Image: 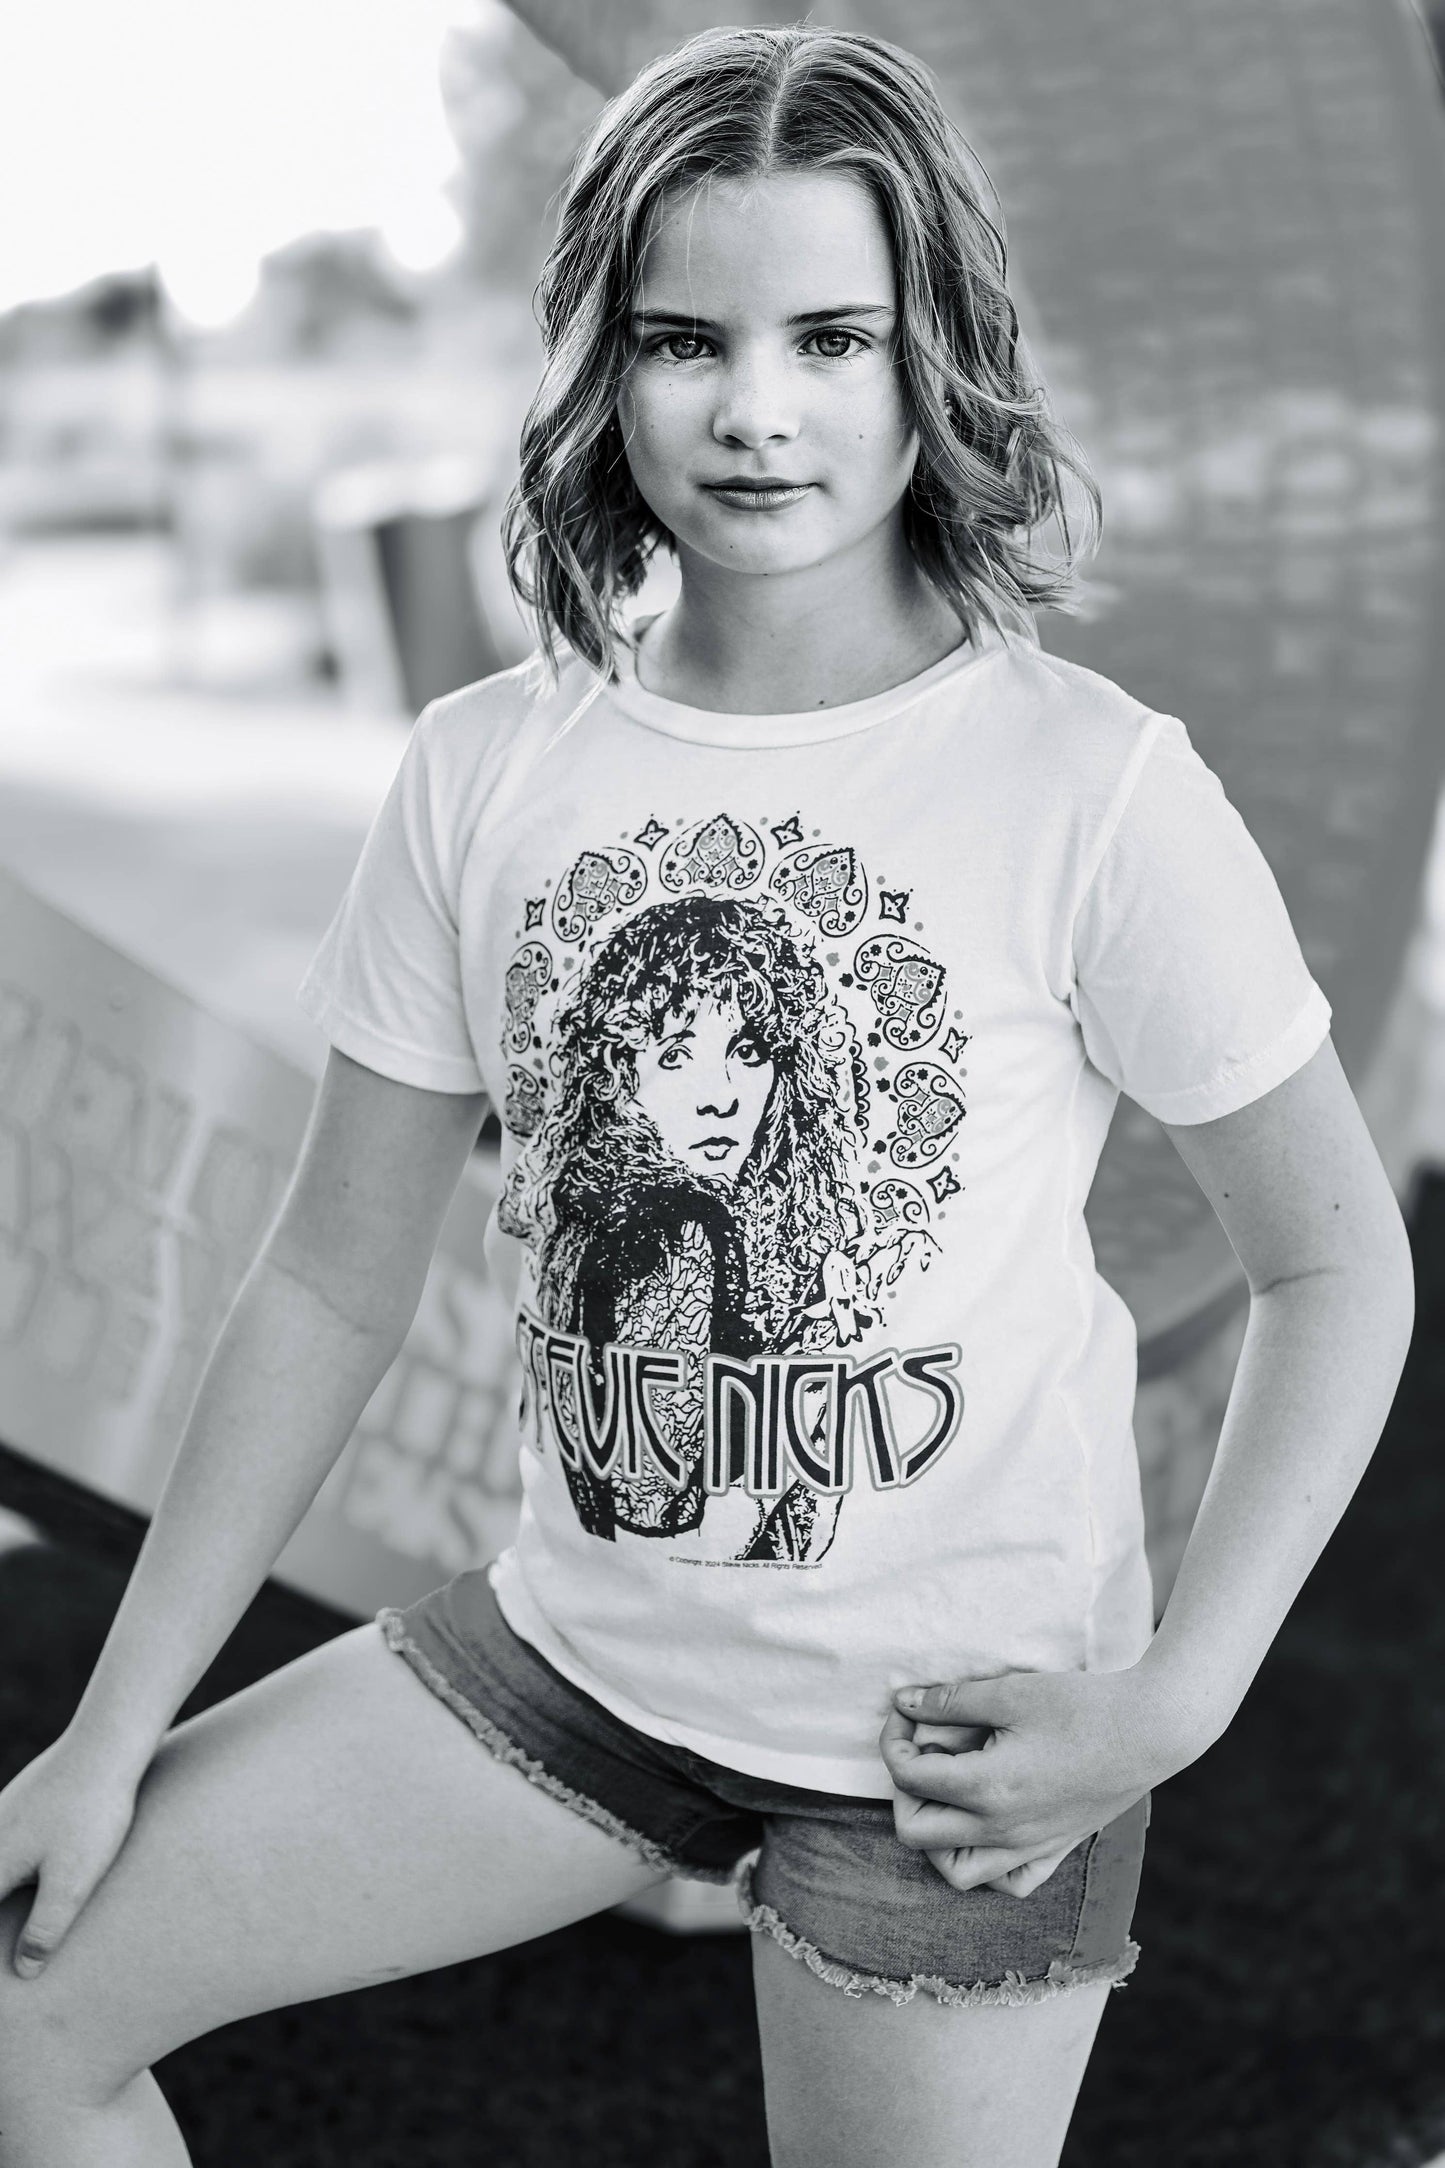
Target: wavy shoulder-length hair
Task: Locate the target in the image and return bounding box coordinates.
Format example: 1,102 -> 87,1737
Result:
501,20 -> 1103,688
500,891 -> 870,1342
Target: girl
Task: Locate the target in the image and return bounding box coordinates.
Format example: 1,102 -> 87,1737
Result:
0,25 -> 1415,2168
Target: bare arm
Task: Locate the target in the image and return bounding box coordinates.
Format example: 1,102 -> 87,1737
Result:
882,1033 -> 1416,1889
64,1048 -> 490,1779
1137,1031 -> 1416,1739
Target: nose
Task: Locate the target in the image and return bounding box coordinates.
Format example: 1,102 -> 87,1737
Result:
712,345 -> 800,451
698,1094 -> 739,1120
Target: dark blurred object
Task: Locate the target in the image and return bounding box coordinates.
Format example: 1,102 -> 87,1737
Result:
0,268 -> 163,368
314,455 -> 510,713
222,231 -> 419,363
0,269 -> 170,533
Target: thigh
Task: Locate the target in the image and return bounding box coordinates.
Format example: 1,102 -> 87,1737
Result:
752,1935 -> 1111,2168
0,1622 -> 665,2092
736,1789 -> 1148,2168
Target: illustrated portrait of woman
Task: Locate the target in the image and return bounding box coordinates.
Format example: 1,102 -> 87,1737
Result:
501,887 -> 929,1561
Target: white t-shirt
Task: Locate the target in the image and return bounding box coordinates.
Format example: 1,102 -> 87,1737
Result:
296,618 -> 1331,1797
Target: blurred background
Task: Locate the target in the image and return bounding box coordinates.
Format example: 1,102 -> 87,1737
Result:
3,1 -> 1445,2162
0,0 -> 605,1078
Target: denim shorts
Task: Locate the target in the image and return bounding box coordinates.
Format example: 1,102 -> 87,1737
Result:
376,1567 -> 1148,2011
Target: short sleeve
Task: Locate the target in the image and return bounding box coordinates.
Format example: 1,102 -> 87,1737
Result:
1070,713 -> 1332,1124
295,704 -> 486,1094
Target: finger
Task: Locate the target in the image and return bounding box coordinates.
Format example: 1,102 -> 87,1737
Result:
880,1706 -> 988,1759
14,1868 -> 85,1978
892,1794 -> 995,1851
983,1847 -> 1074,1898
924,1838 -> 1077,1895
911,1720 -> 992,1755
881,1731 -> 1003,1808
879,1706 -> 916,1754
923,1844 -> 1063,1895
924,1844 -> 1027,1891
894,1676 -> 1014,1726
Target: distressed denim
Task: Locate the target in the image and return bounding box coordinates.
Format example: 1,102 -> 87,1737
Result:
378,1566 -> 1147,2010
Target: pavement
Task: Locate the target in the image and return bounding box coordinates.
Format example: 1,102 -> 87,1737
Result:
0,532 -> 410,1081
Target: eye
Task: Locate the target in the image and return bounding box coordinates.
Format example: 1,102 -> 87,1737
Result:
645,332 -> 712,364
805,328 -> 868,361
731,1032 -> 770,1067
656,1043 -> 690,1070
641,327 -> 869,365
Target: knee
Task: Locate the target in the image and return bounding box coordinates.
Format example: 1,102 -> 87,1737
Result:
0,1889 -> 146,2111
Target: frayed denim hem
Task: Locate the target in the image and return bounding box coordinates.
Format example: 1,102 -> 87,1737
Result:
734,1858 -> 1140,2009
375,1609 -> 735,1888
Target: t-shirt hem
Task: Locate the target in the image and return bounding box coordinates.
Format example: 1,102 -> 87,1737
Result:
294,982 -> 486,1095
1136,982 -> 1332,1125
488,1558 -> 897,1800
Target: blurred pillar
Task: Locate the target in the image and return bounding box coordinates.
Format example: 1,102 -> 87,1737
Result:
314,454 -> 509,717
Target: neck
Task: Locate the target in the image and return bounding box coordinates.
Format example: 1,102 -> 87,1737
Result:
638,521 -> 970,715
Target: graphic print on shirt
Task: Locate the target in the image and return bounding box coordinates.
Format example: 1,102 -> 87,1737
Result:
497,812 -> 970,1566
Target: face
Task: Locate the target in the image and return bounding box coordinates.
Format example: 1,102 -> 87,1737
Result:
629,991 -> 775,1183
616,168 -> 917,584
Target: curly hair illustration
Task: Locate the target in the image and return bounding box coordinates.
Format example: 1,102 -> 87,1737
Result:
502,892 -> 871,1352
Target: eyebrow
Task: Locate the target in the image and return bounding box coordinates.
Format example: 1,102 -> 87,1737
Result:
631,303 -> 895,330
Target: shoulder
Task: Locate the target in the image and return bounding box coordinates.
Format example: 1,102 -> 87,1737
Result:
417,648 -> 596,774
1000,639 -> 1162,762
986,636 -> 1184,827
410,647 -> 602,843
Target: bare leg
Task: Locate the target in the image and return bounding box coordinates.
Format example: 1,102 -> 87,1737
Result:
750,1931 -> 1113,2168
0,1622 -> 666,2166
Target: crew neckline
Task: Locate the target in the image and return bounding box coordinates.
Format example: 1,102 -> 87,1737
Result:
604,611 -> 1012,748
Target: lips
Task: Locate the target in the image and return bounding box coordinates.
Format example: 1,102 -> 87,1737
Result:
702,480 -> 813,510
